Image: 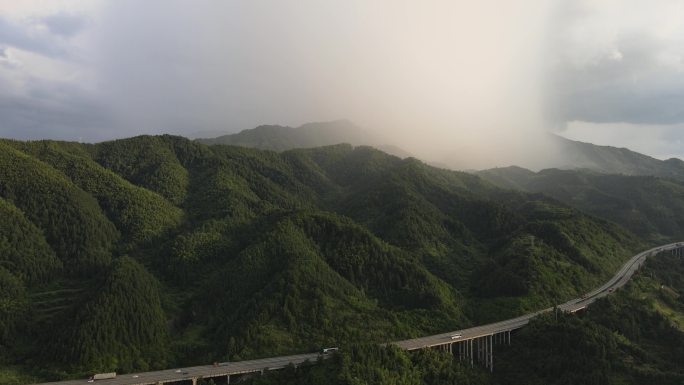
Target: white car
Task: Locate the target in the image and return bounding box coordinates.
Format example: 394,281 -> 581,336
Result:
450,333 -> 462,339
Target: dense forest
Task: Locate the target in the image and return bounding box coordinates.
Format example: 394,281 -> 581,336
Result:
0,135 -> 678,383
479,167 -> 684,243
238,251 -> 684,385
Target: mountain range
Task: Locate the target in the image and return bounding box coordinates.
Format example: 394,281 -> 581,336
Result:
198,120 -> 684,179
478,167 -> 684,243
0,135 -> 649,382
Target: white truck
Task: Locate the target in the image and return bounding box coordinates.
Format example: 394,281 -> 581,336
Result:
87,373 -> 116,382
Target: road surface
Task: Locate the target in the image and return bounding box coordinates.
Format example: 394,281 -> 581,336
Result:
396,241 -> 683,350
34,241 -> 683,384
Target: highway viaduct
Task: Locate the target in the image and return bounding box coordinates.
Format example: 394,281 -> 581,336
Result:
33,241 -> 684,385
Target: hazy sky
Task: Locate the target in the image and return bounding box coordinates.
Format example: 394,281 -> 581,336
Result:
1,1 -> 683,167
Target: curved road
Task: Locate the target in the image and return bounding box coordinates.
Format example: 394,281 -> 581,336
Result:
396,241 -> 683,350
34,241 -> 684,385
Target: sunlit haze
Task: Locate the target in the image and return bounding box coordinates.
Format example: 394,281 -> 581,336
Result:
1,1 -> 683,169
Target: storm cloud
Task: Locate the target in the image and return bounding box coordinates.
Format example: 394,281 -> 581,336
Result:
0,0 -> 683,166
546,0 -> 684,127
0,16 -> 68,58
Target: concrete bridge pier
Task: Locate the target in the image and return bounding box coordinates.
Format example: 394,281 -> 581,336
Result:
481,338 -> 485,364
482,337 -> 487,369
484,335 -> 491,371
489,335 -> 493,372
463,335 -> 496,372
482,337 -> 486,365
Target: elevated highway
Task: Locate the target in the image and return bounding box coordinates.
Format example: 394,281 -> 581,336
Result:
34,241 -> 684,384
392,242 -> 683,370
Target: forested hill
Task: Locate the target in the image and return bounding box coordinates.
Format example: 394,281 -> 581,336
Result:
0,135 -> 643,382
478,166 -> 684,243
553,135 -> 684,180
197,120 -> 413,159
199,121 -> 684,179
197,120 -> 374,151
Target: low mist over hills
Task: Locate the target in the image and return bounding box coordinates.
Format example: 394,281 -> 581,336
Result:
198,121 -> 684,178
198,120 -> 413,159
198,120 -> 375,151
553,135 -> 684,180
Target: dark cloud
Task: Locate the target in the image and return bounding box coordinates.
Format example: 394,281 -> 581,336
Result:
41,13 -> 86,38
0,80 -> 114,142
0,16 -> 66,58
0,1 -> 680,165
546,2 -> 684,127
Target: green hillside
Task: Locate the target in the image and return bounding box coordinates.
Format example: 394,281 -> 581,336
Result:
196,120 -> 414,159
199,122 -> 684,179
479,167 -> 684,242
554,135 -> 684,180
196,120 -> 373,151
0,142 -> 118,273
236,248 -> 684,385
1,140 -> 183,245
0,135 -> 647,381
50,256 -> 169,374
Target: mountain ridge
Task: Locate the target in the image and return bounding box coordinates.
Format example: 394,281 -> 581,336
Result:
197,120 -> 684,178
478,166 -> 684,242
0,135 -> 645,381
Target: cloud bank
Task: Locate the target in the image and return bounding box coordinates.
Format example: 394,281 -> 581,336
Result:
0,1 -> 683,166
546,0 -> 684,127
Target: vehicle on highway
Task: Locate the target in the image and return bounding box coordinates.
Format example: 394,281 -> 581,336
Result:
87,373 -> 116,382
450,333 -> 462,339
321,347 -> 339,354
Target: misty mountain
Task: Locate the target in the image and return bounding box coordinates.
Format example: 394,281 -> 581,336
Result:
553,135 -> 684,180
196,120 -> 413,159
198,120 -> 372,151
478,166 -> 684,242
198,121 -> 684,178
0,135 -> 643,381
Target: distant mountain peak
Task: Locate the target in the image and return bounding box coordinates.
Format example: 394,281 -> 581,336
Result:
196,120 -> 413,158
551,134 -> 684,180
